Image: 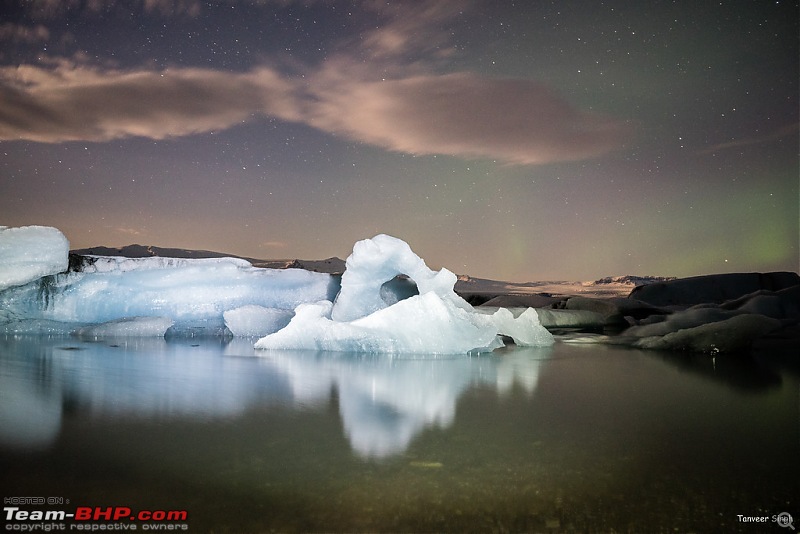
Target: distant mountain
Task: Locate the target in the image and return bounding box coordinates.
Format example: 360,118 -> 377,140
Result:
590,275 -> 676,286
70,244 -> 346,274
72,244 -> 254,260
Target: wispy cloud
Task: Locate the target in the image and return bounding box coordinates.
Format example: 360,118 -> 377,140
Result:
115,227 -> 145,236
260,240 -> 289,249
359,0 -> 468,59
696,123 -> 799,154
0,0 -> 631,164
0,23 -> 50,44
306,64 -> 631,164
0,61 -> 300,142
0,57 -> 630,164
19,0 -> 202,18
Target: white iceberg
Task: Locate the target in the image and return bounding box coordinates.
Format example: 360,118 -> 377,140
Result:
0,225 -> 69,291
0,230 -> 336,333
256,234 -> 554,354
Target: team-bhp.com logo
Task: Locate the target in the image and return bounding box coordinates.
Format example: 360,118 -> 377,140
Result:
4,504 -> 189,531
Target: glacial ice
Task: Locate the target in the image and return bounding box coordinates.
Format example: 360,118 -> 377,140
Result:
0,226 -> 69,291
331,234 -> 464,322
0,256 -> 335,333
255,234 -> 554,354
223,305 -> 293,337
0,227 -> 552,352
0,226 -> 337,335
74,317 -> 176,339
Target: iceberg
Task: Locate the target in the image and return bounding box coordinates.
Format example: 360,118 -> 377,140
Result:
223,305 -> 294,337
0,256 -> 335,333
0,226 -> 69,291
0,227 -> 552,351
0,226 -> 337,334
255,234 -> 554,354
73,317 -> 176,339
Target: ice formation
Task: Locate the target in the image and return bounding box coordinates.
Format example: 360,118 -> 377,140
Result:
73,317 -> 176,339
223,305 -> 293,337
0,227 -> 552,351
0,226 -> 336,335
0,225 -> 69,291
255,234 -> 554,354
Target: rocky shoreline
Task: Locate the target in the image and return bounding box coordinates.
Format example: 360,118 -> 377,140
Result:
459,272 -> 800,356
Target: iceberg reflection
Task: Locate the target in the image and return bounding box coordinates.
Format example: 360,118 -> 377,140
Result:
261,347 -> 551,457
0,338 -> 551,457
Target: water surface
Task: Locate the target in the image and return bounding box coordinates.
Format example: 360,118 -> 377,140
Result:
1,336 -> 797,532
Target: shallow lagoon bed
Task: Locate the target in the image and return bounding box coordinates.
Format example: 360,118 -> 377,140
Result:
1,336 -> 797,532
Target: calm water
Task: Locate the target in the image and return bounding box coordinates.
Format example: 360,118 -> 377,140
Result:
1,335 -> 797,533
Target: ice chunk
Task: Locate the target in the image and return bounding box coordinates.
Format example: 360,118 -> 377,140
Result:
256,234 -> 554,354
489,307 -> 554,346
73,317 -> 175,339
223,305 -> 293,337
0,319 -> 78,336
0,254 -> 336,332
255,296 -> 503,353
0,226 -> 69,291
331,234 -> 467,322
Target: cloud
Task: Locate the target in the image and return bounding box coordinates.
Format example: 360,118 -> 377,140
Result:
260,240 -> 289,249
696,123 -> 799,154
0,23 -> 50,44
19,0 -> 202,18
0,58 -> 630,164
306,65 -> 631,164
20,0 -> 332,19
0,0 -> 630,164
0,61 -> 300,142
359,0 -> 467,59
115,227 -> 144,236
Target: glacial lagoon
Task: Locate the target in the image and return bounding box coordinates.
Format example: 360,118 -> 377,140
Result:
1,336 -> 797,532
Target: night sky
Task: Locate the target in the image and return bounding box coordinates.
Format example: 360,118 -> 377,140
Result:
1,0 -> 798,281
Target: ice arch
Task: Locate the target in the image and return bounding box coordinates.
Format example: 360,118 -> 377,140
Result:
331,234 -> 466,322
255,234 -> 554,354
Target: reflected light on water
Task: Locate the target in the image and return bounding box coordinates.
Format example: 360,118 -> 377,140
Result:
0,337 -> 551,457
0,335 -> 797,532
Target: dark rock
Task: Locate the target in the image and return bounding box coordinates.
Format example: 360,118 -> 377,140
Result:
563,296 -> 667,326
628,272 -> 800,307
480,294 -> 563,309
719,285 -> 800,321
632,314 -> 782,354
